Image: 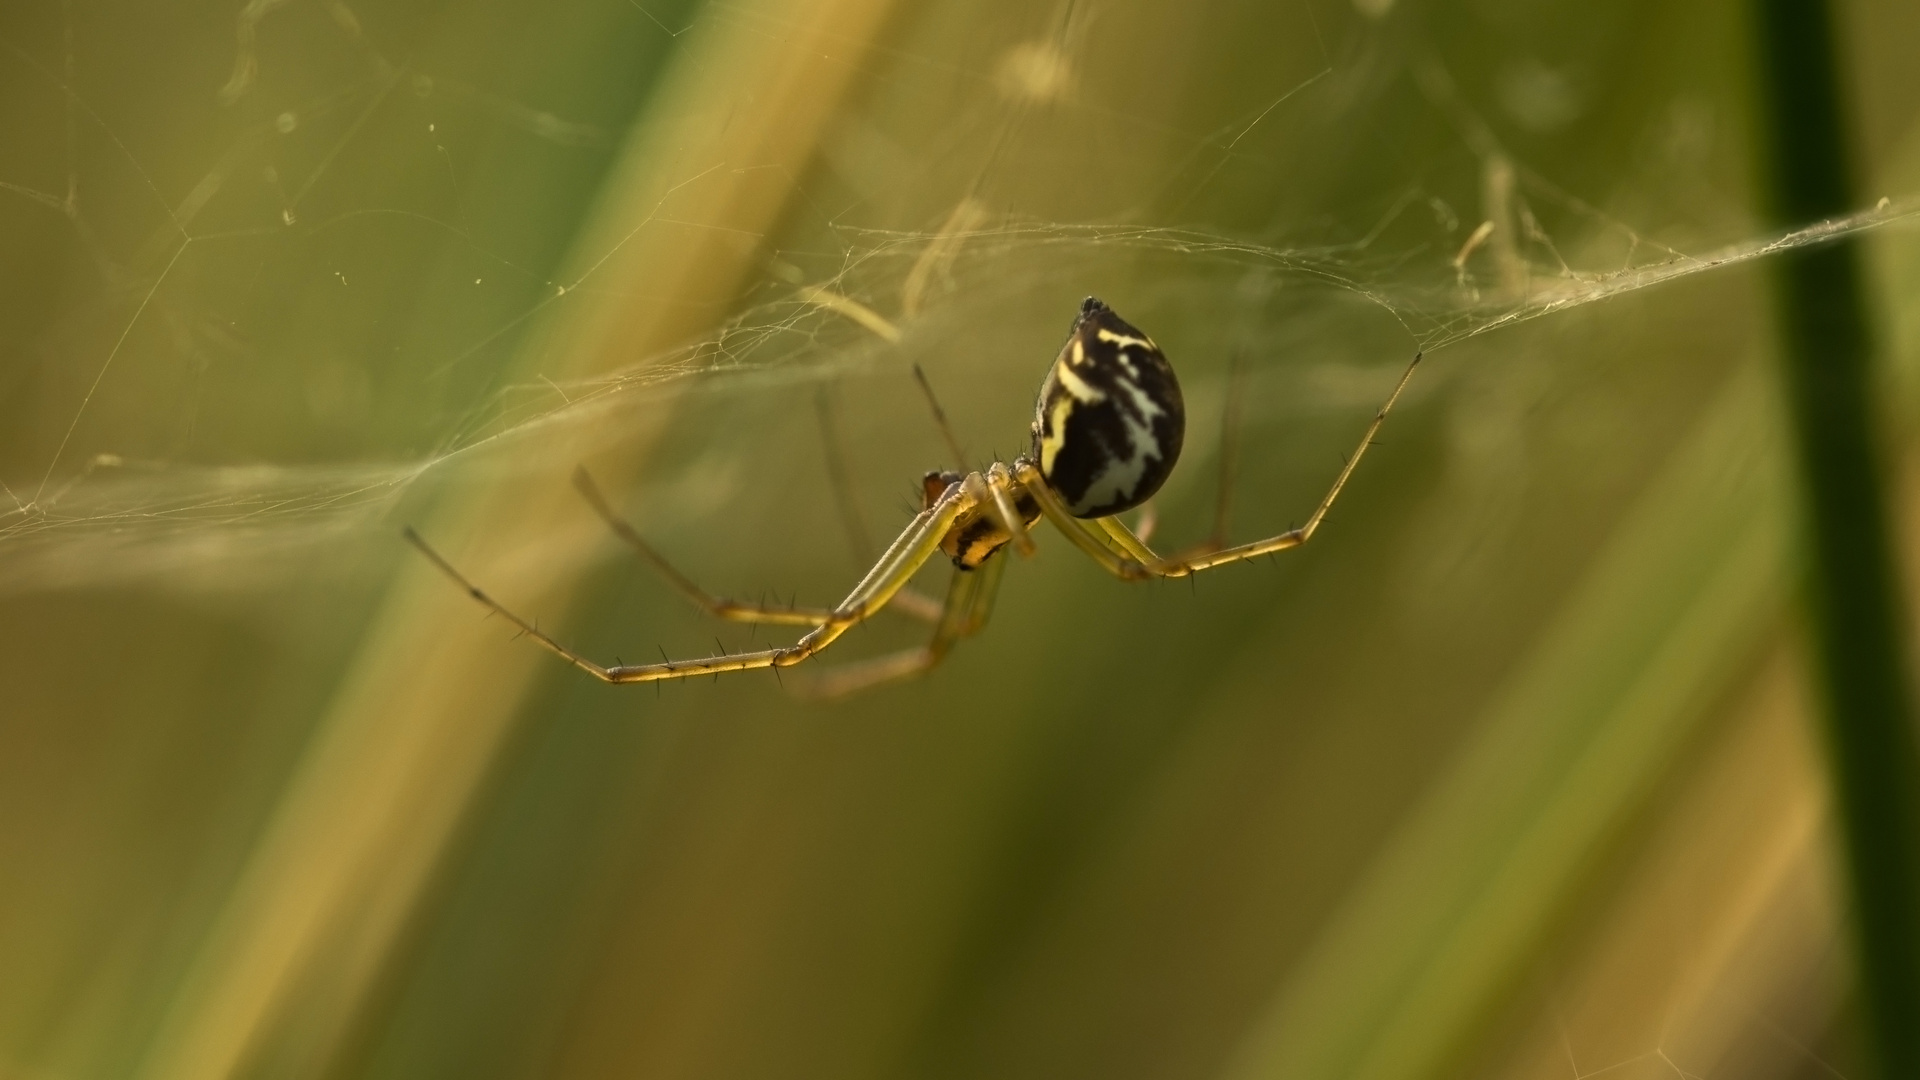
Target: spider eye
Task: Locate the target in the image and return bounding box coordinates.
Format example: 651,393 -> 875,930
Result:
1029,299 -> 1185,518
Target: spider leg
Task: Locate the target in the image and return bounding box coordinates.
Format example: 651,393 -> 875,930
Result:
1132,500 -> 1160,545
1099,513 -> 1226,572
986,462 -> 1036,555
888,589 -> 946,622
408,481 -> 975,685
1017,351 -> 1422,580
603,483 -> 973,682
1209,349 -> 1250,549
813,393 -> 945,621
815,386 -> 877,565
404,527 -> 621,680
1159,350 -> 1422,575
1014,462 -> 1155,579
573,465 -> 939,625
1095,514 -> 1158,565
912,365 -> 1035,558
761,483 -> 970,661
800,552 -> 1006,699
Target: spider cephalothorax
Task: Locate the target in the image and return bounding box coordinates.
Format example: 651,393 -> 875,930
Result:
408,297 -> 1420,697
1031,297 -> 1186,517
921,468 -> 1042,570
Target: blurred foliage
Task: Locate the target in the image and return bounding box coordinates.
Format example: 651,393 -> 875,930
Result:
2,1 -> 1919,1079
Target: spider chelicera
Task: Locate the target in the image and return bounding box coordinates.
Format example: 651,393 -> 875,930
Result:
406,297 -> 1421,697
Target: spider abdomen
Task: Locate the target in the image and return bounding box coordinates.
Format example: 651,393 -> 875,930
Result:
1030,297 -> 1185,518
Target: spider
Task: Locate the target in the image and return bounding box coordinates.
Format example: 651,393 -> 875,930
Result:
406,297 -> 1421,697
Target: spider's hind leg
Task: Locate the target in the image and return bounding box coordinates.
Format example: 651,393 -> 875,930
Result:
1165,350 -> 1423,574
1017,350 -> 1424,581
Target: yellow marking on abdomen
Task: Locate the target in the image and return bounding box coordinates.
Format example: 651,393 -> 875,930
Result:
1054,361 -> 1104,403
1040,394 -> 1074,472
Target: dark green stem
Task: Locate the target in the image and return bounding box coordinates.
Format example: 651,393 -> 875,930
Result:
1751,0 -> 1920,1072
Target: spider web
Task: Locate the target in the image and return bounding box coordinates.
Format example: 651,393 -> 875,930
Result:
3,0 -> 1912,602
1,1 -> 1916,1078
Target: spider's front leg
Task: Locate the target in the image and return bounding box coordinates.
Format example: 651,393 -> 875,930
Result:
572,466 -> 944,625
407,481 -> 976,685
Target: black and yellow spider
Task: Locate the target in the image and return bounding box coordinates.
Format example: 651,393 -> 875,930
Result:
407,297 -> 1420,696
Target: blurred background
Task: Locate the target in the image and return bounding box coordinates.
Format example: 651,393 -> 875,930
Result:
3,0 -> 1919,1078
